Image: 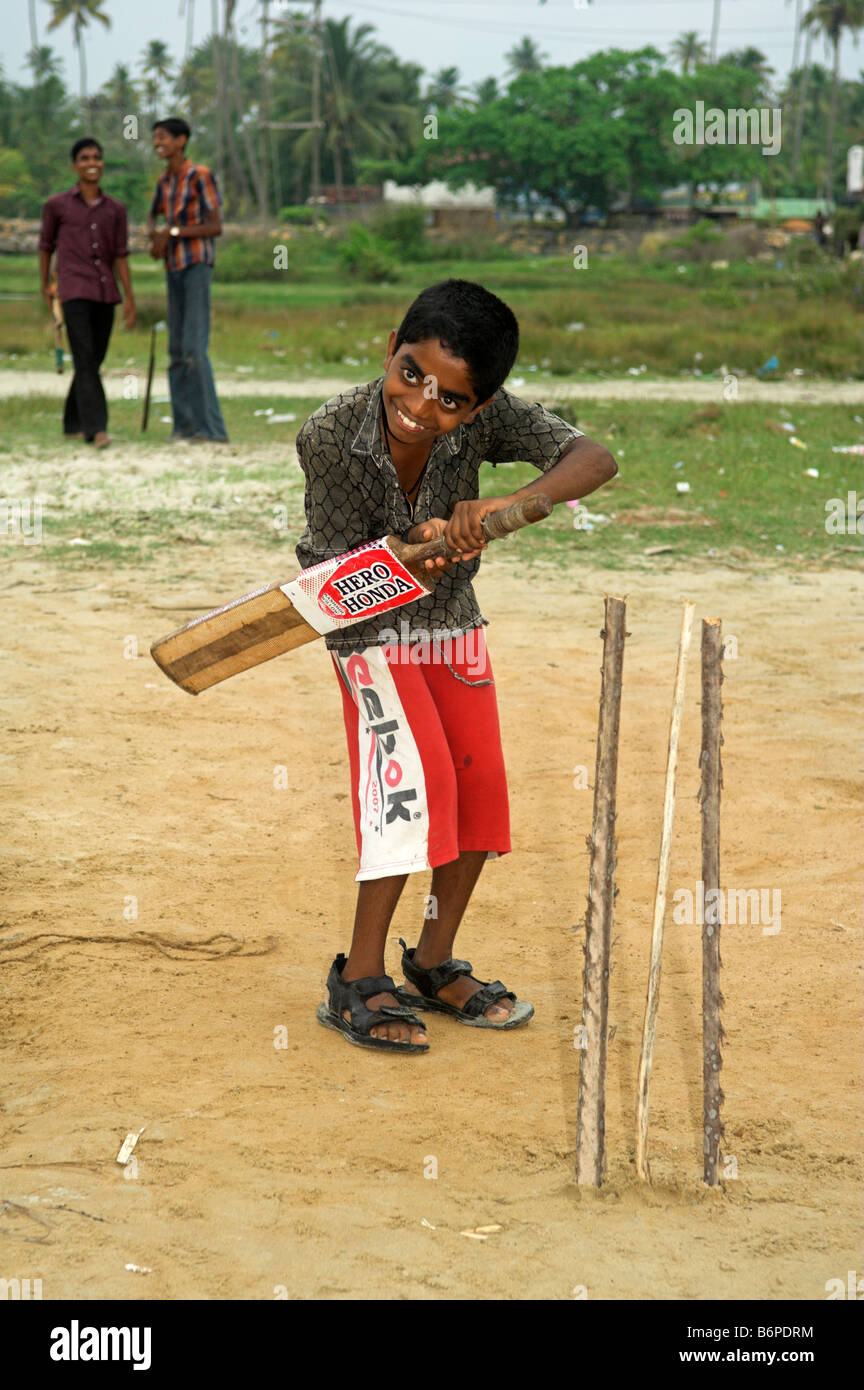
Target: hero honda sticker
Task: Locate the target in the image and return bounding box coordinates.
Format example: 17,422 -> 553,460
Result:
281,538 -> 427,636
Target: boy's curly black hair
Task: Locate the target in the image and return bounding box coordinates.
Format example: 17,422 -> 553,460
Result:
394,279 -> 519,403
70,137 -> 103,161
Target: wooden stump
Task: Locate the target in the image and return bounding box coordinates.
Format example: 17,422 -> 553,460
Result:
700,618 -> 725,1186
575,596 -> 627,1187
635,600 -> 695,1181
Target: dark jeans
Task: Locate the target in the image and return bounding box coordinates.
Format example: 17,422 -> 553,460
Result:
165,263 -> 228,440
62,299 -> 115,439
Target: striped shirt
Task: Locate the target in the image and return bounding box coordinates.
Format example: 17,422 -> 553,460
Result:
149,159 -> 221,271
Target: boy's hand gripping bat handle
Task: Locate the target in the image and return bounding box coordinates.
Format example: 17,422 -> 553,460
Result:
396,493 -> 553,567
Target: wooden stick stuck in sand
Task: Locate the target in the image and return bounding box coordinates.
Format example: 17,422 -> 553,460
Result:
635,599 -> 696,1182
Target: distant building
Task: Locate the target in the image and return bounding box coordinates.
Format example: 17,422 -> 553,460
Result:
383,179 -> 495,209
661,180 -> 834,223
383,179 -> 497,238
660,180 -> 760,219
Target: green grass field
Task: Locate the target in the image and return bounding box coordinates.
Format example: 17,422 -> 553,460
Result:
2,245 -> 861,574
2,393 -> 860,572
1,247 -> 861,381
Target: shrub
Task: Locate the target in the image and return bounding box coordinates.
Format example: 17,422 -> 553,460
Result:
833,206 -> 864,256
217,231 -> 341,281
278,205 -> 320,226
784,236 -> 824,267
422,235 -> 517,262
367,203 -> 427,257
217,236 -> 283,281
637,231 -> 670,260
663,219 -> 727,262
337,225 -> 398,282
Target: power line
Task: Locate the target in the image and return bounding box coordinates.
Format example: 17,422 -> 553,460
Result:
341,1 -> 819,42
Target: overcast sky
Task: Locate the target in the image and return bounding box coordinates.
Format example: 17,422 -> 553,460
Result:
5,0 -> 864,91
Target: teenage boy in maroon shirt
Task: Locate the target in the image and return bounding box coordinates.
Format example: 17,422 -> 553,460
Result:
39,138 -> 135,448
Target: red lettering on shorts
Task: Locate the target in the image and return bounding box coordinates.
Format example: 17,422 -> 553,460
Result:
346,654 -> 372,687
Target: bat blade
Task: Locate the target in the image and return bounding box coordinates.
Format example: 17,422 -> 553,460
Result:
151,583 -> 319,693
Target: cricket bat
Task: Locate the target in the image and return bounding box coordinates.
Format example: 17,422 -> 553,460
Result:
151,493 -> 553,694
50,292 -> 64,374
141,325 -> 156,431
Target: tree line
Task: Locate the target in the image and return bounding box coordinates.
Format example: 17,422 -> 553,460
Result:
0,1 -> 861,223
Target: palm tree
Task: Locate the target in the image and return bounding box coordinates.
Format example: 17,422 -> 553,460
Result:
802,0 -> 864,199
224,0 -> 265,215
322,18 -> 417,193
788,0 -> 806,71
424,66 -> 468,112
473,76 -> 499,106
142,76 -> 159,123
670,31 -> 708,74
719,46 -> 775,84
27,0 -> 38,51
103,60 -> 137,113
505,36 -> 546,78
277,16 -> 417,199
179,0 -> 195,61
26,44 -> 62,83
793,43 -> 815,182
139,39 -> 173,114
45,0 -> 111,106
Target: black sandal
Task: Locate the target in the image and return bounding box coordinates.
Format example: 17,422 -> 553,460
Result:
394,938 -> 534,1029
316,953 -> 430,1053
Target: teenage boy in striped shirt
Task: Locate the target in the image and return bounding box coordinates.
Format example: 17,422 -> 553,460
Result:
148,118 -> 229,443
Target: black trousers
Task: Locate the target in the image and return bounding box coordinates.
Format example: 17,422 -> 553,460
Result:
62,299 -> 115,439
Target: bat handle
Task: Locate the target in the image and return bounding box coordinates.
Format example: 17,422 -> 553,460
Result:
479,493 -> 553,539
399,493 -> 554,564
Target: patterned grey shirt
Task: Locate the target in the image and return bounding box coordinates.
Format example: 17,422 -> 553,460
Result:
295,375 -> 583,652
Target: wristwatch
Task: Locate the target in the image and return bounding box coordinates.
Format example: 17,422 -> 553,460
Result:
169,226 -> 180,238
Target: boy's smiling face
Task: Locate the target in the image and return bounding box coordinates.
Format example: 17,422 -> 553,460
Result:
152,127 -> 187,161
381,333 -> 493,446
73,145 -> 103,186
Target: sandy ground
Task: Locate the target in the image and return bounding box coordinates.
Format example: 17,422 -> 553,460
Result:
2,368 -> 863,405
0,508 -> 861,1300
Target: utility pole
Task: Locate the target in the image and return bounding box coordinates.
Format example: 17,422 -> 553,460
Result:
259,0 -> 323,204
709,0 -> 721,64
211,0 -> 225,192
311,0 -> 322,202
259,0 -> 271,223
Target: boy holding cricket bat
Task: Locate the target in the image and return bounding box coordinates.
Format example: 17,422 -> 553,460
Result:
303,279 -> 617,1052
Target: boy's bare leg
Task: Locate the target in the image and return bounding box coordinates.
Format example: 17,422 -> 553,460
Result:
402,850 -> 514,1022
342,873 -> 428,1045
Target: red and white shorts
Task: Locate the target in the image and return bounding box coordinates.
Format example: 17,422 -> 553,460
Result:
331,629 -> 511,881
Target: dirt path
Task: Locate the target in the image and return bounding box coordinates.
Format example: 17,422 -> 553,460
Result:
2,368 -> 862,405
0,540 -> 860,1300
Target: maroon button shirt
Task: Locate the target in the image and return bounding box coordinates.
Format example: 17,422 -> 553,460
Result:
39,187 -> 129,304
